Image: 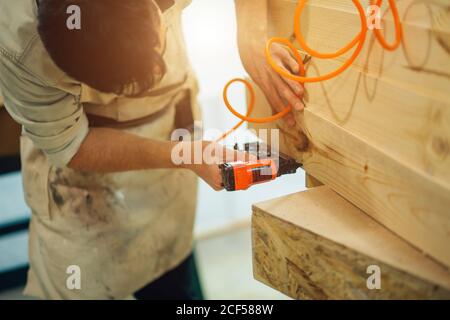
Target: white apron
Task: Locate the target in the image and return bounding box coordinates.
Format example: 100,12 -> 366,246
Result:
22,0 -> 201,299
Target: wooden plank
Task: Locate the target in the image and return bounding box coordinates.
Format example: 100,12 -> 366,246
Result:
268,0 -> 450,102
249,78 -> 450,267
304,108 -> 450,266
247,0 -> 450,267
302,58 -> 450,186
267,0 -> 450,183
252,186 -> 450,299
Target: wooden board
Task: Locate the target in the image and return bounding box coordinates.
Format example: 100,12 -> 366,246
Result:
269,0 -> 450,101
248,0 -> 450,267
249,79 -> 450,268
252,186 -> 450,299
269,0 -> 450,180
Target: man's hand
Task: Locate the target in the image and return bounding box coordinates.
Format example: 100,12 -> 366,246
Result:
240,41 -> 305,127
70,130 -> 254,192
189,142 -> 257,191
191,163 -> 224,191
235,0 -> 305,127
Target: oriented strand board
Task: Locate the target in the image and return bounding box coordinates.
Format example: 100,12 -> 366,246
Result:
269,0 -> 450,181
249,0 -> 450,267
252,186 -> 450,299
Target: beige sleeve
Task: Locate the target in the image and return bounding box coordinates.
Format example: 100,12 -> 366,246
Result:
0,54 -> 89,168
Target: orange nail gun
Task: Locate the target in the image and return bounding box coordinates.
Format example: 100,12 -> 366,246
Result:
219,142 -> 302,191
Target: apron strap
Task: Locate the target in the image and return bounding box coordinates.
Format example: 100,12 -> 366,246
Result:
87,102 -> 172,129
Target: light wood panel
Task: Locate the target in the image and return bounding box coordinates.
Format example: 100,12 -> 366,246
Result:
269,0 -> 450,101
249,78 -> 450,267
249,0 -> 450,267
252,186 -> 450,299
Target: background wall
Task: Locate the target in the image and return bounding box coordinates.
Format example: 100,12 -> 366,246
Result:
183,0 -> 306,237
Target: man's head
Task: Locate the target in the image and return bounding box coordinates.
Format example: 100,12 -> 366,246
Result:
38,0 -> 166,96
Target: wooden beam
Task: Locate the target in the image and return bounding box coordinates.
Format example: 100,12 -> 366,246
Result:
249,78 -> 450,267
268,0 -> 450,102
248,0 -> 450,267
268,0 -> 450,182
252,186 -> 450,299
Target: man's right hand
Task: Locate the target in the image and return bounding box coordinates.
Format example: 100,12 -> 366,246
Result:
188,142 -> 257,191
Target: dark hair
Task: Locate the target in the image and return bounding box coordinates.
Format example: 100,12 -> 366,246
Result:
37,0 -> 166,96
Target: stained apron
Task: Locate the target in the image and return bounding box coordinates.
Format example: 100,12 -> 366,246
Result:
21,0 -> 201,299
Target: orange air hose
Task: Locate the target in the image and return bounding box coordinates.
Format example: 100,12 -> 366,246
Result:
217,0 -> 403,142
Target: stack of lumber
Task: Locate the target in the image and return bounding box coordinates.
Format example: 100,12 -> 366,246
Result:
253,186 -> 450,299
250,0 -> 450,299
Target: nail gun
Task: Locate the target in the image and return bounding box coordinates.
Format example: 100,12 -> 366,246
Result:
219,142 -> 302,191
